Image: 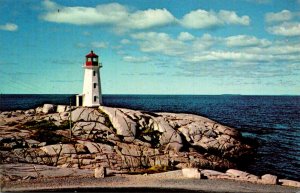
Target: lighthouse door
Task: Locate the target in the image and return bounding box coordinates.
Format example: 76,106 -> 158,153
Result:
76,95 -> 83,106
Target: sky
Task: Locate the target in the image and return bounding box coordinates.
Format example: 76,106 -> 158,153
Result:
0,0 -> 299,95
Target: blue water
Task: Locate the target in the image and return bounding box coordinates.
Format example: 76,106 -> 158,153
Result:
1,94 -> 299,180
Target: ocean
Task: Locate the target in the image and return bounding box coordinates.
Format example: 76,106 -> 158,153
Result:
1,94 -> 299,180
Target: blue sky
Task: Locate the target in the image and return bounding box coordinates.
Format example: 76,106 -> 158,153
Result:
0,0 -> 299,95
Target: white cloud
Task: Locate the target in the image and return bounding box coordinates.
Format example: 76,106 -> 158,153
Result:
120,39 -> 131,44
0,23 -> 18,31
121,8 -> 175,30
91,41 -> 108,48
129,31 -> 300,70
267,22 -> 300,36
42,2 -> 127,25
41,1 -> 175,31
42,0 -> 59,10
180,10 -> 222,29
131,32 -> 187,56
177,32 -> 195,41
122,56 -> 150,63
225,35 -> 271,47
180,9 -> 250,29
265,10 -> 293,23
184,51 -> 271,62
218,10 -> 250,25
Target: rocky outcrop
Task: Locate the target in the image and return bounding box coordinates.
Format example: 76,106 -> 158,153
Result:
182,168 -> 201,179
1,104 -> 300,187
185,168 -> 300,187
0,104 -> 253,180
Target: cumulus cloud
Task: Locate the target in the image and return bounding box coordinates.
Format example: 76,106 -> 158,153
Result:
184,51 -> 271,63
0,23 -> 18,31
265,10 -> 293,23
180,9 -> 250,29
120,8 -> 176,30
41,0 -> 175,31
42,2 -> 127,25
225,35 -> 271,47
177,32 -> 195,41
218,10 -> 250,25
129,31 -> 300,70
41,1 -> 252,31
131,32 -> 186,55
267,22 -> 300,36
122,55 -> 150,63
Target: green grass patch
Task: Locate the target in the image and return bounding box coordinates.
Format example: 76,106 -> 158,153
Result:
144,165 -> 170,174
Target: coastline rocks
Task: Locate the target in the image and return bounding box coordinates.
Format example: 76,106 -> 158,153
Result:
24,109 -> 35,116
94,166 -> 106,178
1,104 -> 255,179
1,104 -> 300,187
261,174 -> 277,185
201,169 -> 229,179
226,169 -> 259,182
40,144 -> 77,156
182,168 -> 201,179
71,107 -> 105,123
160,113 -> 251,159
99,106 -> 137,142
42,104 -> 56,114
56,105 -> 67,113
1,163 -> 93,181
279,179 -> 300,187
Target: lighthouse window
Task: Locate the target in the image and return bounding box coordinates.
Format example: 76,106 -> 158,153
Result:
93,58 -> 98,62
93,71 -> 96,76
87,58 -> 92,62
93,83 -> 97,88
94,96 -> 97,102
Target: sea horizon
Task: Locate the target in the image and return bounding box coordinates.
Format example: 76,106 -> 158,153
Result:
1,93 -> 300,96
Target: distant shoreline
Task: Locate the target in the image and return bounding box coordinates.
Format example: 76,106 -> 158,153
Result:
1,93 -> 300,96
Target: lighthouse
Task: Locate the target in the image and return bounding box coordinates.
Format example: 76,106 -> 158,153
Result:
76,50 -> 102,107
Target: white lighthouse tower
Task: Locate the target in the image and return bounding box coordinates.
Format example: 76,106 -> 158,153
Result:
76,50 -> 102,107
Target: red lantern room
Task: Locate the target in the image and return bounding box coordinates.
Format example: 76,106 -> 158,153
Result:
85,50 -> 99,66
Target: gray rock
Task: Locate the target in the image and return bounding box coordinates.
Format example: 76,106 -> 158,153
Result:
35,107 -> 43,114
42,104 -> 56,114
71,107 -> 105,122
226,169 -> 259,182
94,166 -> 106,178
261,174 -> 277,185
25,139 -> 40,148
40,144 -> 76,156
24,109 -> 35,115
279,179 -> 300,187
201,169 -> 229,179
152,116 -> 182,151
78,141 -> 114,154
57,105 -> 66,113
99,106 -> 137,142
182,168 -> 201,179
